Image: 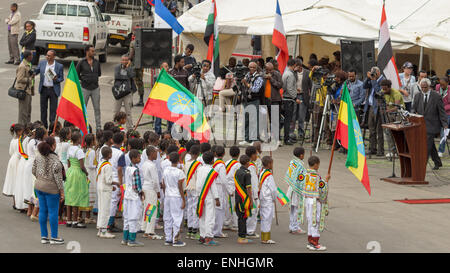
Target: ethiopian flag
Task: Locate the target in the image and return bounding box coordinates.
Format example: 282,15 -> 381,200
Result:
335,82 -> 371,195
142,69 -> 210,142
56,62 -> 89,136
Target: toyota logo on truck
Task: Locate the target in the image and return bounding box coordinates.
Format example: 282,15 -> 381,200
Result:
42,30 -> 75,38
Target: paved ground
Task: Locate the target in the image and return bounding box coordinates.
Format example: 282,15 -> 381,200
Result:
0,0 -> 449,253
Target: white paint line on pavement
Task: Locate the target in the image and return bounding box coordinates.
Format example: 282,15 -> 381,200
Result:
18,2 -> 27,6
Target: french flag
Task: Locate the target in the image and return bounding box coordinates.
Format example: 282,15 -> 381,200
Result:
377,3 -> 400,90
272,0 -> 289,75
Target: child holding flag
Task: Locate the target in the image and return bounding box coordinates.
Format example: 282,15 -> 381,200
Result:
234,155 -> 253,244
141,146 -> 162,240
183,144 -> 201,240
259,156 -> 277,244
196,151 -> 220,246
301,156 -> 329,251
121,149 -> 145,247
213,145 -> 228,239
223,146 -> 240,231
96,147 -> 118,239
245,146 -> 259,239
285,147 -> 307,234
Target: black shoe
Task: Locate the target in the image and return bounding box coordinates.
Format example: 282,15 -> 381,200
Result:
432,165 -> 440,170
14,62 -> 20,65
284,140 -> 295,145
135,100 -> 144,107
108,226 -> 122,233
72,222 -> 86,228
5,60 -> 13,64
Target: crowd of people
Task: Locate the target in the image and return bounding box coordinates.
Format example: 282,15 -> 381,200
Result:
3,116 -> 331,250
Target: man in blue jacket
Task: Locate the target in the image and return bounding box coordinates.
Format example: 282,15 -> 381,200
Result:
35,50 -> 64,129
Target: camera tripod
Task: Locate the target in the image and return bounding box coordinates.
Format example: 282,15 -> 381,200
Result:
193,77 -> 217,145
315,92 -> 336,153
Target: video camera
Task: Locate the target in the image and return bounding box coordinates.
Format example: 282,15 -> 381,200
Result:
429,75 -> 439,89
192,62 -> 202,79
234,60 -> 249,81
312,66 -> 328,82
324,74 -> 336,88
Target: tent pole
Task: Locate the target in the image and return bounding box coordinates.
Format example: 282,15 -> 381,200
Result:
293,35 -> 299,57
418,46 -> 424,71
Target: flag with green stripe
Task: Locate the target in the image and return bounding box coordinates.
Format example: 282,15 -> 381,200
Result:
204,0 -> 220,77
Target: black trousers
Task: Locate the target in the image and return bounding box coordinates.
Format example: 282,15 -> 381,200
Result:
282,100 -> 295,142
235,203 -> 247,238
427,133 -> 442,167
40,87 -> 58,129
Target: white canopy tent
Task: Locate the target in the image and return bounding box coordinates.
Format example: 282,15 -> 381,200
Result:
178,0 -> 450,70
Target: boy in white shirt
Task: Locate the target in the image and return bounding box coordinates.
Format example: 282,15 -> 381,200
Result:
259,156 -> 278,244
196,151 -> 220,246
121,149 -> 145,247
141,146 -> 162,240
107,132 -> 125,233
162,151 -> 186,247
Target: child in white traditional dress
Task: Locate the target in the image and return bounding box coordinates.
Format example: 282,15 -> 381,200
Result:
183,144 -> 201,240
245,146 -> 260,239
286,147 -> 307,234
3,124 -> 24,209
96,146 -> 117,239
259,156 -> 278,244
302,156 -> 330,251
162,151 -> 186,247
14,123 -> 32,211
121,149 -> 145,247
223,146 -> 240,231
212,145 -> 228,239
57,127 -> 72,172
25,126 -> 47,219
141,146 -> 162,239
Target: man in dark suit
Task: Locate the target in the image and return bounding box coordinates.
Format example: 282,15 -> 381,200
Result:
412,78 -> 448,170
292,59 -> 312,140
35,50 -> 64,129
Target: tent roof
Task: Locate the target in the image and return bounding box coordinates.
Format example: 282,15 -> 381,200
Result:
178,0 -> 450,51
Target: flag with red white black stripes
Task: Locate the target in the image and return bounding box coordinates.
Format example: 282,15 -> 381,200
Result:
377,3 -> 401,90
204,0 -> 220,77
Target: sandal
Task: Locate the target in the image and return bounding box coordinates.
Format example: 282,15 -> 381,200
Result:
214,233 -> 229,238
261,239 -> 276,244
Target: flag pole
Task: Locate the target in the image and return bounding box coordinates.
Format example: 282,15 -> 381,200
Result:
51,115 -> 59,136
133,112 -> 144,131
327,126 -> 338,176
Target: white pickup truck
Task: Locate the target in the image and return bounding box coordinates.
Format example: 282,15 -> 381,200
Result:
33,0 -> 111,63
102,0 -> 152,48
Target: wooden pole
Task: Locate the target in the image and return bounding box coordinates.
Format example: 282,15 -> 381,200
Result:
51,115 -> 59,136
133,112 -> 144,132
327,126 -> 339,176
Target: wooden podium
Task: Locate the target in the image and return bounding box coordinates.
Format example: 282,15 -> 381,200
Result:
381,114 -> 428,185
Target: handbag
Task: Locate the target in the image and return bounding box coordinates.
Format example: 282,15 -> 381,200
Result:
111,79 -> 131,100
8,78 -> 27,100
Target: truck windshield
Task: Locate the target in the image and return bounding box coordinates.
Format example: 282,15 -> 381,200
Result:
43,3 -> 91,17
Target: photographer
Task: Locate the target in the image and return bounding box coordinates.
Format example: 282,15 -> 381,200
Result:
363,66 -> 385,156
399,62 -> 416,112
347,69 -> 365,109
291,58 -> 311,140
113,54 -> 135,130
182,44 -> 197,76
16,50 -> 34,125
281,59 -> 298,145
309,65 -> 331,147
262,62 -> 282,119
380,79 -> 404,157
188,60 -> 216,104
239,61 -> 264,146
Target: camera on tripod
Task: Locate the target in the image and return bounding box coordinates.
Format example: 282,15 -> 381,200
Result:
234,60 -> 249,81
323,74 -> 336,88
312,66 -> 329,82
192,62 -> 202,79
429,75 -> 439,89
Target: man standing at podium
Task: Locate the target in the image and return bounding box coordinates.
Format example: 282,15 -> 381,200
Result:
412,78 -> 448,170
